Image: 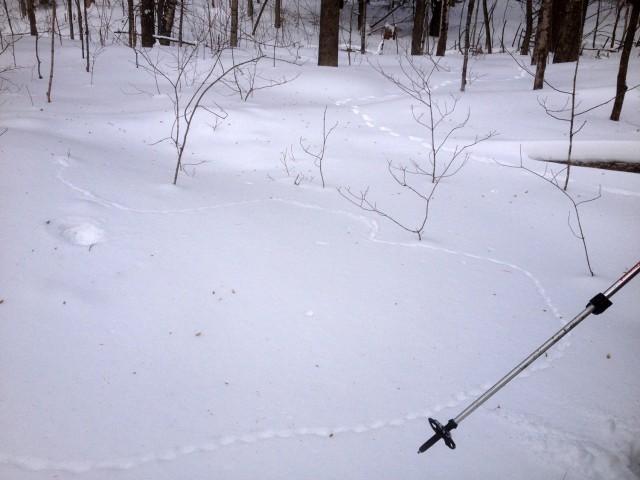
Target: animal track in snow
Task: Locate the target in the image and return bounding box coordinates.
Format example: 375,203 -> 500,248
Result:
41,132 -> 583,476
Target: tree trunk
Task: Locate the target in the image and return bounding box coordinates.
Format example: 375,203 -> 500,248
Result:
318,0 -> 339,66
550,0 -> 562,51
160,0 -> 176,45
74,0 -> 84,57
127,0 -> 135,47
592,0 -> 601,48
553,0 -> 583,63
411,0 -> 426,54
461,0 -> 475,91
141,0 -> 155,46
157,0 -> 165,39
520,0 -> 532,54
47,0 -> 56,103
83,0 -> 89,71
533,0 -> 552,89
274,0 -> 281,28
26,0 -> 38,35
18,0 -> 26,17
610,0 -> 640,120
67,0 -> 74,38
248,0 -> 253,17
230,0 -> 238,46
482,0 -> 491,53
429,0 -> 441,36
435,0 -> 449,56
610,0 -> 622,48
178,0 -> 184,45
359,0 -> 366,53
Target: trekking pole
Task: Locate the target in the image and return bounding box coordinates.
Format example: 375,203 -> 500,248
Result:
418,260 -> 640,454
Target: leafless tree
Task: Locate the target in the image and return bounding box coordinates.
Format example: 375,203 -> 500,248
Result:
533,0 -> 552,89
26,0 -> 37,35
318,0 -> 339,65
46,1 -> 56,103
538,56 -> 584,191
499,148 -> 600,276
435,0 -> 449,56
299,106 -> 337,188
520,0 -> 532,55
611,0 -> 639,121
461,0 -> 476,92
507,48 -> 640,190
136,45 -> 265,184
339,57 -> 495,241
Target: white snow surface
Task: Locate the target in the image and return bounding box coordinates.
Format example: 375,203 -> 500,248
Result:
1,8 -> 640,480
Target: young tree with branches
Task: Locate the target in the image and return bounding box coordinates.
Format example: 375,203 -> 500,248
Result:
137,46 -> 268,184
611,0 -> 640,120
340,58 -> 495,241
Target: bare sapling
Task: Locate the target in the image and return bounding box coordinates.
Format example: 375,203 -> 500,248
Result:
299,106 -> 337,188
46,0 -> 56,102
537,55 -> 583,191
506,49 -> 640,191
499,148 -> 600,276
227,47 -> 298,101
279,145 -> 311,186
35,31 -> 43,78
137,45 -> 265,184
340,56 -> 494,241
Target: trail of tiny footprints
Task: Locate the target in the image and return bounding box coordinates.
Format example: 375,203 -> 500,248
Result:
25,167 -> 571,475
29,112 -> 573,473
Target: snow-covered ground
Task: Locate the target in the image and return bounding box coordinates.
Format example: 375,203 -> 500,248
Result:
1,9 -> 640,480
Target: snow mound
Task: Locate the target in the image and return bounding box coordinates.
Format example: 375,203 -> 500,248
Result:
54,218 -> 105,246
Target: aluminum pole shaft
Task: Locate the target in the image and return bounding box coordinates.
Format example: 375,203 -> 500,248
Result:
453,260 -> 640,426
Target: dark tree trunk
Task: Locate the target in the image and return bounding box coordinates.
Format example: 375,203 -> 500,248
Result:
534,0 -> 552,89
318,0 -> 339,66
274,0 -> 281,28
47,0 -> 56,103
435,0 -> 449,56
411,0 -> 426,54
26,0 -> 38,35
273,0 -> 282,28
178,0 -> 184,45
230,0 -> 238,46
520,0 -> 532,54
18,0 -> 27,17
359,0 -> 366,53
553,0 -> 583,63
128,0 -> 135,47
461,0 -> 475,91
591,0 -> 600,47
83,0 -> 89,71
482,0 -> 491,53
610,0 -> 622,48
159,0 -> 176,45
157,0 -> 165,38
429,0 -> 441,36
550,0 -> 562,51
74,0 -> 84,57
67,0 -> 74,39
141,0 -> 155,47
248,0 -> 253,17
611,0 -> 640,120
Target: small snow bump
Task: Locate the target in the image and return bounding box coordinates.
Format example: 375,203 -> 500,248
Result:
53,218 -> 105,247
